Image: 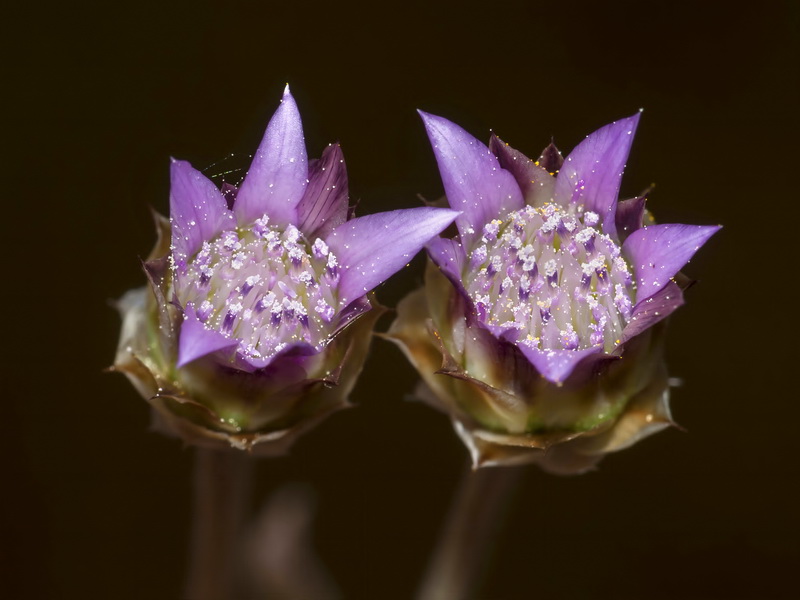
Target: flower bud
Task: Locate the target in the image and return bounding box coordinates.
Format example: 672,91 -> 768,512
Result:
388,111 -> 719,473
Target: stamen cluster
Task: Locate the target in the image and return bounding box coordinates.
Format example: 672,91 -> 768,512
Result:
464,203 -> 634,352
175,214 -> 341,361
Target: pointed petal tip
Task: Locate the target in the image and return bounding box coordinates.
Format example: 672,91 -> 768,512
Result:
417,109 -> 436,130
691,223 -> 723,247
516,344 -> 602,384
417,109 -> 449,131
624,110 -> 642,122
234,88 -> 307,225
279,85 -> 299,110
624,223 -> 721,304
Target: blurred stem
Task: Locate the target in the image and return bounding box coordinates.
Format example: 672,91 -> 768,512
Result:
416,465 -> 523,600
185,447 -> 254,600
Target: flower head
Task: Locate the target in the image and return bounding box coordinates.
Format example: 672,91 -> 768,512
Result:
388,111 -> 719,472
114,87 -> 458,454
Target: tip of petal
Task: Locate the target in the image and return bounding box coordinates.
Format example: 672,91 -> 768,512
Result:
601,111 -> 642,137
417,110 -> 439,133
623,223 -> 721,305
177,305 -> 238,368
516,344 -> 602,384
416,109 -> 447,131
283,83 -> 292,98
619,110 -> 642,128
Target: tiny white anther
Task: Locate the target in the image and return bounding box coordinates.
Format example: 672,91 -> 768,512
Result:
231,253 -> 246,269
575,227 -> 597,244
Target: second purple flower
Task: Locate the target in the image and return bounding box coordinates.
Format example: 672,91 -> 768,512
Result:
388,110 -> 720,472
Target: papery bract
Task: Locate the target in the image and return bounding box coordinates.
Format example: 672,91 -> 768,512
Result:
388,111 -> 719,472
114,87 -> 458,454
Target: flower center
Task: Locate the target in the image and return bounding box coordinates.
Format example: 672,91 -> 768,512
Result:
175,215 -> 341,361
463,204 -> 634,352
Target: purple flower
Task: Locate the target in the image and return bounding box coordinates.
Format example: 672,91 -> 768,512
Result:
388,111 -> 719,472
114,87 -> 458,454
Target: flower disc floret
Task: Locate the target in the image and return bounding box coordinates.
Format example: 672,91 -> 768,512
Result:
465,203 -> 634,353
175,216 -> 341,362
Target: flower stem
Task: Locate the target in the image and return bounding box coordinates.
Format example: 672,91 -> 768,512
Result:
185,447 -> 254,600
416,465 -> 523,600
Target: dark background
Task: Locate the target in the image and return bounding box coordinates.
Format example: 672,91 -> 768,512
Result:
4,0 -> 798,598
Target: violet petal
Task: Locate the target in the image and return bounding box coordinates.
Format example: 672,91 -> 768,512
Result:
169,159 -> 234,260
622,279 -> 685,342
220,182 -> 238,210
553,113 -> 641,239
514,344 -> 603,384
538,142 -> 564,172
296,143 -> 349,239
332,296 -> 373,335
623,223 -> 721,304
615,195 -> 647,241
177,304 -> 238,368
234,85 -> 308,227
233,340 -> 319,372
489,134 -> 555,207
419,111 -> 524,247
327,207 -> 460,307
426,236 -> 467,291
426,238 -> 479,325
